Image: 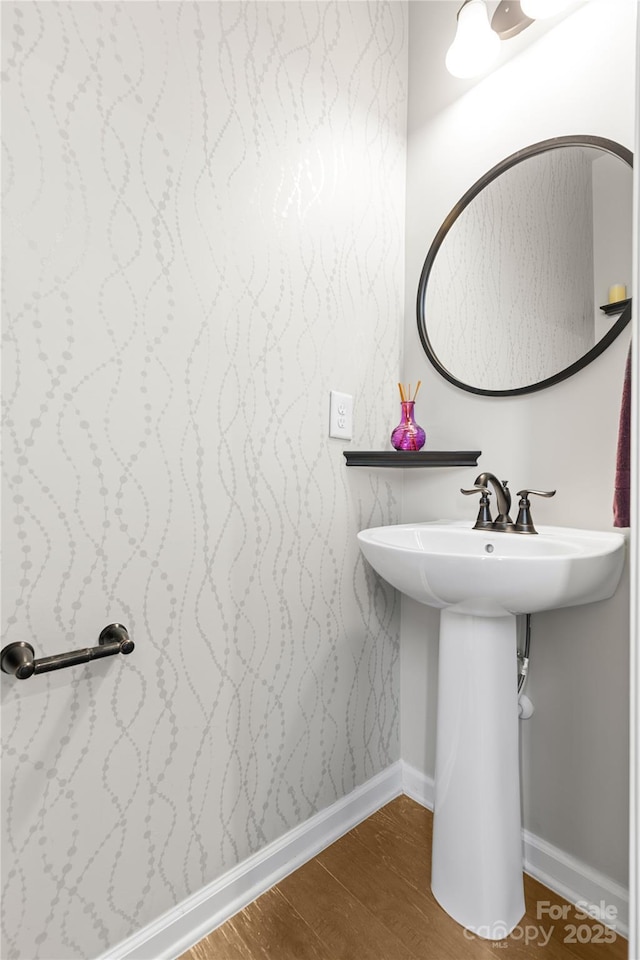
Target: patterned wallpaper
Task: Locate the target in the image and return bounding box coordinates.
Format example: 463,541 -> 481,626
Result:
425,149 -> 596,391
1,3 -> 407,957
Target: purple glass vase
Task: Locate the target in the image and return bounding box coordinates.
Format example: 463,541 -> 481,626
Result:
391,400 -> 426,451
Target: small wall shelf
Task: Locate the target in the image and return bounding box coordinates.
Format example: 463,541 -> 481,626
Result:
599,298 -> 631,316
343,450 -> 481,468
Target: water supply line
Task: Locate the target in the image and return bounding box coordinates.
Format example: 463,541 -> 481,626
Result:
517,613 -> 531,693
517,614 -> 534,719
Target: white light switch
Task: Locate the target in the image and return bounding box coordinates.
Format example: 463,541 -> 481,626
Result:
329,391 -> 353,440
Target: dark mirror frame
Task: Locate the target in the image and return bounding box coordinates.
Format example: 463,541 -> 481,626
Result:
416,135 -> 633,397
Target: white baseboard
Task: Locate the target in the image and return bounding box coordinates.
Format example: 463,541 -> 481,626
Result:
523,829 -> 629,938
400,761 -> 629,939
401,758 -> 435,809
99,762 -> 403,960
100,760 -> 629,958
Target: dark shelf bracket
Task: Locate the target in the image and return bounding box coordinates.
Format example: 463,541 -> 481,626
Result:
343,450 -> 481,468
599,297 -> 631,316
0,623 -> 134,680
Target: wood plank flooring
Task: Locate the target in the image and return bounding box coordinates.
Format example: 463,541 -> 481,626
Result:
180,796 -> 627,960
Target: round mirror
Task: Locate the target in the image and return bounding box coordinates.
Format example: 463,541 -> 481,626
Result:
417,136 -> 633,396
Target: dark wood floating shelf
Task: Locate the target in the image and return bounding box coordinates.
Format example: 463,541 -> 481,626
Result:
343,450 -> 481,468
600,298 -> 631,316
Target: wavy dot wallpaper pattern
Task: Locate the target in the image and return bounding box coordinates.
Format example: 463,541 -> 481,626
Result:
1,3 -> 407,957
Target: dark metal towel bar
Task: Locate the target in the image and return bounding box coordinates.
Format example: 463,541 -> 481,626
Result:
0,623 -> 134,680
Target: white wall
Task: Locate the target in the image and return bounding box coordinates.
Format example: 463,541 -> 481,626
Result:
403,0 -> 634,887
593,151 -> 634,337
0,4 -> 407,958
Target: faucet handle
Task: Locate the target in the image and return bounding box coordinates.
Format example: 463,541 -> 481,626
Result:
515,489 -> 556,534
460,486 -> 493,529
516,488 -> 556,500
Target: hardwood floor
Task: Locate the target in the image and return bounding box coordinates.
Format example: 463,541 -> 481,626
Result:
180,796 -> 627,960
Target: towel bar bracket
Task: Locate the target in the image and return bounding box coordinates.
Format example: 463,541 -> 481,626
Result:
0,624 -> 134,680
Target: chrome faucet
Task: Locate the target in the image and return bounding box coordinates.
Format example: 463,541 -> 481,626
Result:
461,472 -> 556,534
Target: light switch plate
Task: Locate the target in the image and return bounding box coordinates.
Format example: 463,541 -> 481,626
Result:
329,391 -> 353,440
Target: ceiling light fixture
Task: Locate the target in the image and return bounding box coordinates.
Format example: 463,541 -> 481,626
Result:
445,0 -> 502,79
446,0 -> 577,79
491,0 -> 534,40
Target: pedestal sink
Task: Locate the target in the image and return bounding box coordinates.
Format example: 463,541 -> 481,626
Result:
357,520 -> 625,939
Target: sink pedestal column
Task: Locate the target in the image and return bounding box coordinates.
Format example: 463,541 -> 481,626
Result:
431,609 -> 525,939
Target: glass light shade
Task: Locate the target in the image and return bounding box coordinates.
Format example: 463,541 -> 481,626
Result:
445,0 -> 501,79
520,0 -> 576,19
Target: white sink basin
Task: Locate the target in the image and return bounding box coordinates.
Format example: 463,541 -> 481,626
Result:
358,520 -> 625,616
